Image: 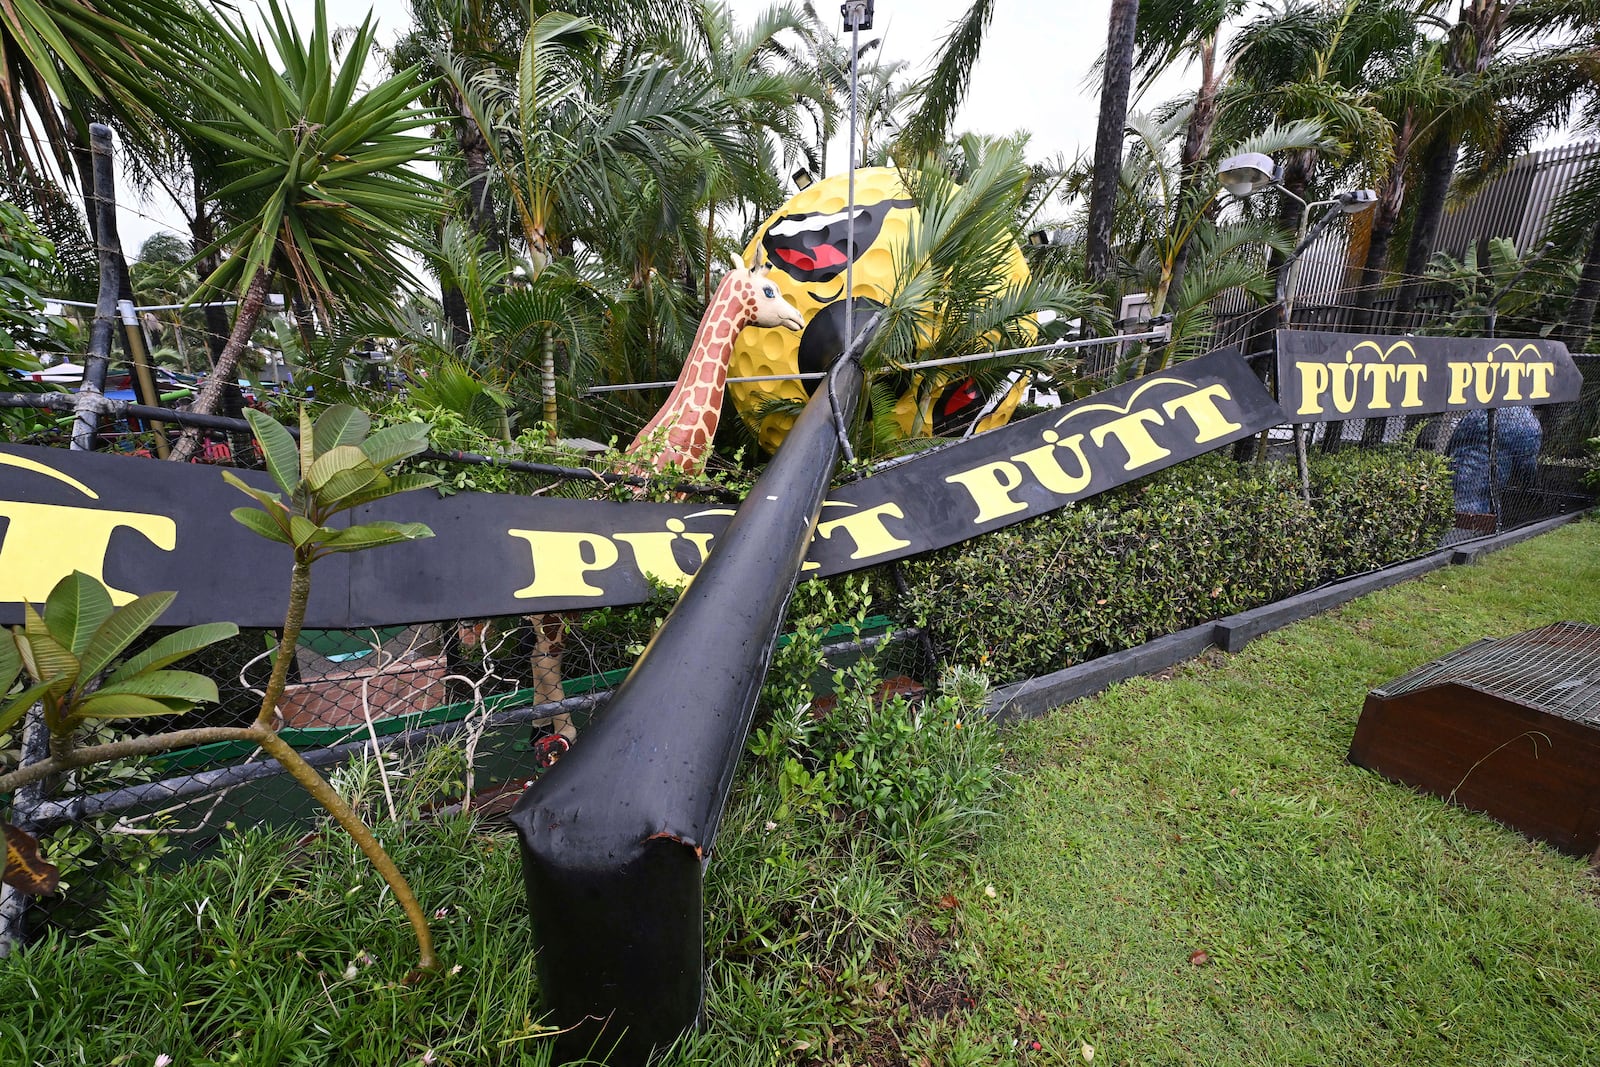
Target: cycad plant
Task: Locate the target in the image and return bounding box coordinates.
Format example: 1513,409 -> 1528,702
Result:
163,0 -> 442,459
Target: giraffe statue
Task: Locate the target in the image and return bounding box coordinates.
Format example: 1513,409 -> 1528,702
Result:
625,257 -> 804,476
526,258 -> 804,769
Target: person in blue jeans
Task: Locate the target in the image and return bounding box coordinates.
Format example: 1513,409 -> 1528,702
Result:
1447,406 -> 1542,514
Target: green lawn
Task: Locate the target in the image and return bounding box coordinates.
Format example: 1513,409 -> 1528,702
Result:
950,519 -> 1600,1066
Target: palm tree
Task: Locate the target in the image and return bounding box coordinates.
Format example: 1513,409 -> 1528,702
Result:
0,0 -> 192,195
1130,0 -> 1251,301
363,221 -> 607,439
1213,0 -> 1411,248
161,0 -> 443,461
130,232 -> 201,374
1086,0 -> 1142,283
438,9 -> 762,430
1113,113 -> 1323,362
389,0 -> 531,350
1545,153 -> 1600,352
1343,27 -> 1451,328
658,1 -> 828,300
897,0 -> 998,158
1392,0 -> 1600,320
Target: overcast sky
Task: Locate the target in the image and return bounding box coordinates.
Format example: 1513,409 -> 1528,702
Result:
116,1 -> 1180,252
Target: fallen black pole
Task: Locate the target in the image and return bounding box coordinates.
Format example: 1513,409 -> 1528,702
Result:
510,324 -> 872,1064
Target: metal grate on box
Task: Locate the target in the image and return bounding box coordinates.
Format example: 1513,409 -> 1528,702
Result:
1371,621 -> 1600,725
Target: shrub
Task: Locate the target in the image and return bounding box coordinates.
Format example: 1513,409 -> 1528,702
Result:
1311,446 -> 1454,577
898,449 -> 1452,684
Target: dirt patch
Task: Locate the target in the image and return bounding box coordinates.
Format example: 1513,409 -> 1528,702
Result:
794,915 -> 980,1065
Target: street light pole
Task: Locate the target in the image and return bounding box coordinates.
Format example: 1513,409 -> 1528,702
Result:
1215,152 -> 1376,493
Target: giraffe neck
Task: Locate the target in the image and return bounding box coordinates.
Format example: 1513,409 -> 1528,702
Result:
626,273 -> 752,474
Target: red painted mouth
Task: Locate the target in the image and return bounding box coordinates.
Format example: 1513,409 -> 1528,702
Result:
774,243 -> 849,273
762,198 -> 916,283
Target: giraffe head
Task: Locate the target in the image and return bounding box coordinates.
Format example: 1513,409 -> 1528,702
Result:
732,257 -> 804,333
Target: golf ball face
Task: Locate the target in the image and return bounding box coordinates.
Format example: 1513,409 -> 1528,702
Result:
732,169 -> 917,452
732,168 -> 1032,453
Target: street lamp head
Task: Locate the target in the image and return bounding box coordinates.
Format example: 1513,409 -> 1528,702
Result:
1339,188 -> 1378,213
1216,152 -> 1278,197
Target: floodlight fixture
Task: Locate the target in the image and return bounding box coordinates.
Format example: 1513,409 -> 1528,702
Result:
1339,188 -> 1379,213
841,0 -> 874,30
1216,152 -> 1278,197
1027,230 -> 1050,247
792,168 -> 814,190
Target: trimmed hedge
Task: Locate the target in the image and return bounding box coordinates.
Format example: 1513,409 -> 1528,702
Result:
898,448 -> 1453,684
1309,447 -> 1455,573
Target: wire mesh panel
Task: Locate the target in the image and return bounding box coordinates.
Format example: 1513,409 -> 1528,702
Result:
2,583 -> 932,942
1371,622 -> 1600,726
1351,622 -> 1600,857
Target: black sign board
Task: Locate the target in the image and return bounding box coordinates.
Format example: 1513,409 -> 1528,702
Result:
1276,330 -> 1582,422
0,349 -> 1281,627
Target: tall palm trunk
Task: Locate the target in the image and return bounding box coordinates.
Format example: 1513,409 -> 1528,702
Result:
1086,0 -> 1141,283
442,281 -> 473,354
1392,1 -> 1506,324
170,312 -> 192,373
1350,109 -> 1414,330
442,100 -> 497,357
1165,35 -> 1221,307
192,197 -> 253,460
1391,129 -> 1458,322
541,328 -> 557,432
168,269 -> 274,462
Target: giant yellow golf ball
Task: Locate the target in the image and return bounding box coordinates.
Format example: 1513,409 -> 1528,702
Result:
730,168 -> 1032,453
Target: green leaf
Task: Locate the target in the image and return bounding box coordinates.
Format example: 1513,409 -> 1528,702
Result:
221,470 -> 284,511
93,670 -> 219,705
317,465 -> 385,508
22,604 -> 78,695
303,444 -> 370,492
361,422 -> 431,469
316,521 -> 434,555
72,693 -> 191,720
0,631 -> 20,697
313,405 -> 371,457
0,681 -> 54,735
77,590 -> 180,682
289,515 -> 325,548
337,472 -> 442,511
43,572 -> 114,656
107,622 -> 240,686
245,408 -> 301,495
231,506 -> 293,545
